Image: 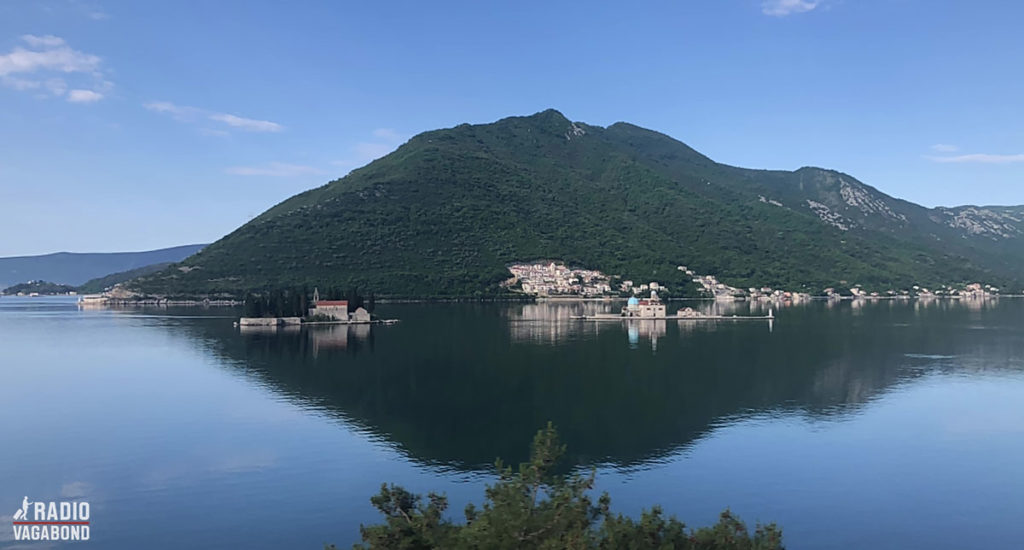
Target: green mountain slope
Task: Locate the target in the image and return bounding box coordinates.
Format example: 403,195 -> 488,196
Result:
130,110 -> 1024,298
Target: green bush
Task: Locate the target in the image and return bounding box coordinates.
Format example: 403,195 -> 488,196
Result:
337,424 -> 783,550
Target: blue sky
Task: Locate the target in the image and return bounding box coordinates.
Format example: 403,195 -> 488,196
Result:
1,0 -> 1021,256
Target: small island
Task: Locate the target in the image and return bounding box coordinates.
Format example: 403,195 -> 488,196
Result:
574,291 -> 774,322
236,288 -> 398,327
1,280 -> 77,297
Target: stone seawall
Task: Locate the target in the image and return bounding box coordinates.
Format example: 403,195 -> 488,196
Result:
238,317 -> 302,326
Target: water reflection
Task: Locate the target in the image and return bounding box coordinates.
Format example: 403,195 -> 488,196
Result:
306,324 -> 371,356
626,320 -> 666,351
136,298 -> 1024,473
507,300 -> 750,346
506,300 -> 617,344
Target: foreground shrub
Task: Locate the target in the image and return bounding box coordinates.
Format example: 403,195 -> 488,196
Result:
335,423 -> 783,549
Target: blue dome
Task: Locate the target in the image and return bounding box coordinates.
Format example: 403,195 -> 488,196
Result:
627,297 -> 639,306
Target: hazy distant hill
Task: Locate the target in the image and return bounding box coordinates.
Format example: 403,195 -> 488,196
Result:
128,110 -> 1024,298
0,244 -> 206,288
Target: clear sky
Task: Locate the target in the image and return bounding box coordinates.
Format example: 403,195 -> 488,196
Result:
1,0 -> 1022,256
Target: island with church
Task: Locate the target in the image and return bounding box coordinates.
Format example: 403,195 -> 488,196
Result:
236,288 -> 399,328
572,291 -> 774,322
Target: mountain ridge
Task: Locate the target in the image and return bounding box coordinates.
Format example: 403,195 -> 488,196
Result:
0,244 -> 207,288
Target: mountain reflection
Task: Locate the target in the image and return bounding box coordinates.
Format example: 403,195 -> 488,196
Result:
154,299 -> 1023,472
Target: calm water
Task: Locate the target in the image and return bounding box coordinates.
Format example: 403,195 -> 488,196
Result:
2,296 -> 1023,549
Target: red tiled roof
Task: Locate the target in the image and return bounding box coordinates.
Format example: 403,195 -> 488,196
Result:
315,300 -> 348,306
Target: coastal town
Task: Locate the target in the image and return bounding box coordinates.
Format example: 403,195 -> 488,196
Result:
503,261 -> 1005,302
505,262 -> 612,296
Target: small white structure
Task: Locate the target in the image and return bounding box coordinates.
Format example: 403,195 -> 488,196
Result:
351,307 -> 371,323
78,294 -> 107,305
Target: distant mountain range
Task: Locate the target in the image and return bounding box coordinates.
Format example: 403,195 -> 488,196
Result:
0,244 -> 206,289
127,110 -> 1023,298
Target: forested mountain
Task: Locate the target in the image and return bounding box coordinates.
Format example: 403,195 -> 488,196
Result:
128,110 -> 1024,298
0,244 -> 206,289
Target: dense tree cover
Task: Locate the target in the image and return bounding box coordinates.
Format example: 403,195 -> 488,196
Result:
242,287 -> 309,318
336,424 -> 783,550
2,280 -> 77,295
129,110 -> 1023,299
242,287 -> 375,317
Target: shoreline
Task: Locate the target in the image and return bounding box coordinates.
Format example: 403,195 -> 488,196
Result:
61,294 -> 1024,308
574,314 -> 774,321
235,319 -> 400,328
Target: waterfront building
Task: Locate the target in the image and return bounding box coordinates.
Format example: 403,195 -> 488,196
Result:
351,307 -> 371,323
309,300 -> 348,320
622,291 -> 666,318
